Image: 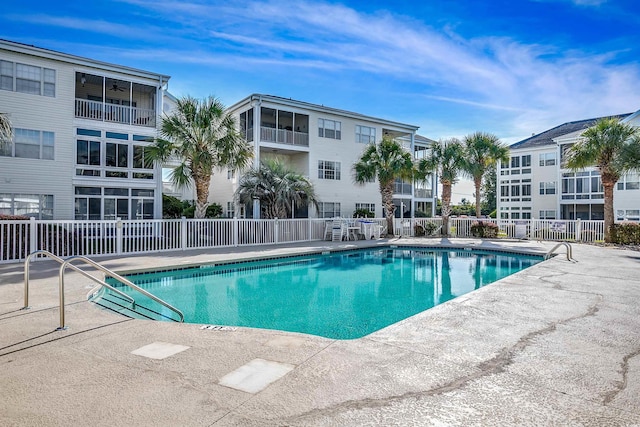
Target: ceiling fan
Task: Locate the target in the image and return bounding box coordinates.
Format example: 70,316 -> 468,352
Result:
109,82 -> 126,92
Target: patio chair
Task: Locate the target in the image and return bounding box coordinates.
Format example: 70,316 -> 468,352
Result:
331,218 -> 348,241
323,221 -> 333,240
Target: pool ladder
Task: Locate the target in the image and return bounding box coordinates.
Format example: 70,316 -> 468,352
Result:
23,250 -> 184,330
544,242 -> 575,262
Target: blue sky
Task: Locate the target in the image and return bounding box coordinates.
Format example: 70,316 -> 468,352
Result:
2,0 -> 640,200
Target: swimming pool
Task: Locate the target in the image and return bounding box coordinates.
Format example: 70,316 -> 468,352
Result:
102,247 -> 542,339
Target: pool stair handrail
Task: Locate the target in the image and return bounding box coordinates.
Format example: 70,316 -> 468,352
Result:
24,250 -> 134,310
544,242 -> 575,262
23,250 -> 184,330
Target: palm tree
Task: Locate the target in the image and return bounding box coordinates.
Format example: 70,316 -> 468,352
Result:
235,158 -> 319,219
353,137 -> 415,237
418,138 -> 466,236
145,96 -> 253,218
566,117 -> 640,242
0,112 -> 12,148
463,131 -> 510,218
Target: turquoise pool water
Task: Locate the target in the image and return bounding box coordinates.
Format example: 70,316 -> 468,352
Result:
108,247 -> 542,339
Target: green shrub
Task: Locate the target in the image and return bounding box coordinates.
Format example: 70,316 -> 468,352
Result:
353,208 -> 375,218
610,222 -> 640,245
163,194 -> 223,218
470,221 -> 499,238
162,194 -> 185,218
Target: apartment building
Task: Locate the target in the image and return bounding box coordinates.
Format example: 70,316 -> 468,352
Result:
211,94 -> 436,219
0,39 -> 170,220
498,110 -> 640,221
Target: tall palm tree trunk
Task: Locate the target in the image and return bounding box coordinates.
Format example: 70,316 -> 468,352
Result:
381,182 -> 395,237
441,181 -> 452,236
603,180 -> 615,243
194,175 -> 211,219
474,177 -> 482,218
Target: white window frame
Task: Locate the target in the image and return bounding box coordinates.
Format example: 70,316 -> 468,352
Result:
318,118 -> 341,140
0,128 -> 55,160
0,60 -> 55,97
318,202 -> 341,218
0,193 -> 54,219
539,152 -> 557,166
318,160 -> 341,180
356,125 -> 376,144
539,181 -> 556,195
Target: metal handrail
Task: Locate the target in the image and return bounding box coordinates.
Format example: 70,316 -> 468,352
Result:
58,256 -> 184,329
23,250 -> 134,310
544,242 -> 574,261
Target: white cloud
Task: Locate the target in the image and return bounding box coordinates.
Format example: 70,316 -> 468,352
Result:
10,0 -> 639,142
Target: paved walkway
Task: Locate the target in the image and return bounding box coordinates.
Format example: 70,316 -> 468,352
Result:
0,238 -> 639,426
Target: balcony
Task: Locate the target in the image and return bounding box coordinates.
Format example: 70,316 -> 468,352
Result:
75,72 -> 157,128
76,99 -> 156,127
260,126 -> 309,147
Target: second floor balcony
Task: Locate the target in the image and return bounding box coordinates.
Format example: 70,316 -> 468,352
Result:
260,126 -> 309,147
75,72 -> 157,128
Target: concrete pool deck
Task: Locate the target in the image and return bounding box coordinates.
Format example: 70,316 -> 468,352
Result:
1,238 -> 639,426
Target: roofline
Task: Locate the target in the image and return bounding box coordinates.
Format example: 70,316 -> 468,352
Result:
510,113 -> 634,149
227,94 -> 420,131
0,39 -> 170,83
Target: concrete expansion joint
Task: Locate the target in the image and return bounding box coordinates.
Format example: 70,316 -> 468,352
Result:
280,298 -> 604,423
602,346 -> 640,406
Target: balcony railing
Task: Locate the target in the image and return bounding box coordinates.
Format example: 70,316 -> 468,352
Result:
414,188 -> 433,198
76,99 -> 156,128
260,126 -> 309,147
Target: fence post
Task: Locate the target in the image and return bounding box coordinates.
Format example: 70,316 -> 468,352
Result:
116,219 -> 123,255
274,218 -> 279,244
29,217 -> 37,254
308,218 -> 312,241
233,217 -> 239,247
180,216 -> 187,251
575,219 -> 582,241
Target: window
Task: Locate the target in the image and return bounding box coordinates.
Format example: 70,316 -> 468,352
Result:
77,140 -> 101,165
0,193 -> 53,219
0,60 -> 13,90
521,155 -> 531,167
356,125 -> 376,144
0,61 -> 55,97
318,119 -> 341,140
318,160 -> 341,180
539,152 -> 556,166
226,201 -> 235,218
16,63 -> 41,95
227,170 -> 235,180
500,185 -> 509,197
74,187 -> 154,220
618,173 -> 640,190
511,213 -> 520,219
539,181 -> 556,195
511,185 -> 520,197
318,202 -> 341,218
618,210 -> 640,221
522,212 -> 531,219
355,203 -> 375,214
522,184 -> 531,196
76,129 -> 154,180
43,68 -> 55,97
539,210 -> 556,219
510,156 -> 520,168
106,143 -> 128,168
0,128 -> 55,160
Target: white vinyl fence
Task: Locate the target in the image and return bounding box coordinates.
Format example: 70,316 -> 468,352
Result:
0,216 -> 606,264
